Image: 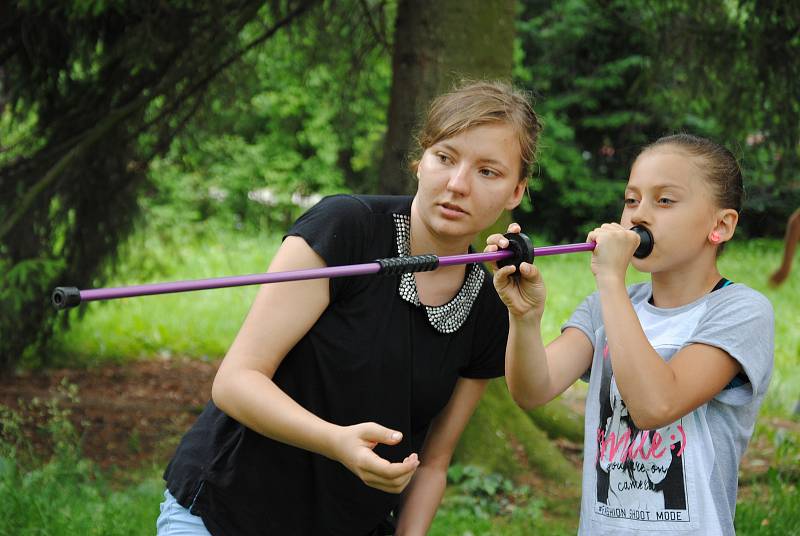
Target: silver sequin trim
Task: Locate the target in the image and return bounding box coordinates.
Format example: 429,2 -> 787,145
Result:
393,213 -> 484,333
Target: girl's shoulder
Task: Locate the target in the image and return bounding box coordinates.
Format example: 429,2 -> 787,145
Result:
705,282 -> 773,316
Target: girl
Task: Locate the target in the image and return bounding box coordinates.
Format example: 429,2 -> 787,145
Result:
490,134 -> 774,535
156,81 -> 542,536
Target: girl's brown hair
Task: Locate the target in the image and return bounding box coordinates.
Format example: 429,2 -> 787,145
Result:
410,80 -> 542,181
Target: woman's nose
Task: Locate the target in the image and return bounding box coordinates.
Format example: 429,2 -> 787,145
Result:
446,165 -> 471,195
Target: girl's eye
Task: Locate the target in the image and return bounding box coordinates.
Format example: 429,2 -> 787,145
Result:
479,168 -> 499,178
624,198 -> 639,206
658,197 -> 674,205
436,153 -> 451,164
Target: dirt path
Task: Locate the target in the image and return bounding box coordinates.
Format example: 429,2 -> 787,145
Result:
0,357 -> 218,473
1,357 -> 795,482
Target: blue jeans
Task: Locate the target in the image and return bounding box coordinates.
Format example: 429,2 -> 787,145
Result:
156,488 -> 211,536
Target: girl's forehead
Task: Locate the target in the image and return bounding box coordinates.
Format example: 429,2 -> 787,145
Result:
628,150 -> 708,191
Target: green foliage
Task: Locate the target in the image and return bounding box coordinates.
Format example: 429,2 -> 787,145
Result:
514,0 -> 800,241
0,0 -> 319,372
429,464 -> 545,535
514,0 -> 675,241
734,470 -> 800,535
49,225 -> 279,366
0,382 -> 163,536
147,0 -> 392,232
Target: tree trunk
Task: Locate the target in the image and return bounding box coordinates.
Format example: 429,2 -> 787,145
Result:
453,379 -> 580,486
377,0 -> 516,194
377,0 -> 582,484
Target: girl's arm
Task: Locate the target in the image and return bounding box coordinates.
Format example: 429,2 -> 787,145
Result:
589,224 -> 742,430
489,226 -> 594,409
212,236 -> 419,494
394,377 -> 488,535
597,276 -> 740,429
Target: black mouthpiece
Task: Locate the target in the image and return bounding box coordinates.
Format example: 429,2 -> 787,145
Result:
631,226 -> 654,259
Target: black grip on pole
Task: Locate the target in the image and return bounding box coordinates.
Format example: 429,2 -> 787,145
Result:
496,232 -> 535,270
376,254 -> 440,275
52,287 -> 81,310
631,225 -> 654,259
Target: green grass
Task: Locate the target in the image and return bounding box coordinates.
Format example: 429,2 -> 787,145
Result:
0,387 -> 164,536
52,227 -> 281,365
36,228 -> 800,534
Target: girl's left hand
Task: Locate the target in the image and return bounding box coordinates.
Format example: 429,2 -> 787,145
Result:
587,223 -> 641,283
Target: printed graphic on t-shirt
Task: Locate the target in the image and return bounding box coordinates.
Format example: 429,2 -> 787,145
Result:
594,344 -> 689,524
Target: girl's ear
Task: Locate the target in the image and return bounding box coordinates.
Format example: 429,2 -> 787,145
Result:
504,178 -> 528,210
710,208 -> 739,244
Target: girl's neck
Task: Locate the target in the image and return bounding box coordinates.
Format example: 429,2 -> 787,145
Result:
650,262 -> 723,308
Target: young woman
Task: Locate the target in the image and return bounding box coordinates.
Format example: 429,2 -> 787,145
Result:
490,134 -> 774,535
156,81 -> 542,536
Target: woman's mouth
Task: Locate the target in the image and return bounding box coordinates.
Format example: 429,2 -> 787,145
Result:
439,202 -> 468,218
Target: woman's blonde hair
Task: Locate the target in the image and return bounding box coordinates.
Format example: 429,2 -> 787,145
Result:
410,80 -> 542,181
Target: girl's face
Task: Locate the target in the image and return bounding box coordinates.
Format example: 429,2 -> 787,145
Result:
621,149 -> 722,273
414,123 -> 526,241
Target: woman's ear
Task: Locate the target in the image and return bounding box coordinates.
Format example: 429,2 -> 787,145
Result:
711,208 -> 739,243
504,179 -> 528,210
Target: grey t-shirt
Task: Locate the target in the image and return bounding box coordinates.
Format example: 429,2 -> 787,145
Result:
563,282 -> 774,535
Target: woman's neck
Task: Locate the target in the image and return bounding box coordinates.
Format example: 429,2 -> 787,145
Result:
409,199 -> 474,306
408,199 -> 474,257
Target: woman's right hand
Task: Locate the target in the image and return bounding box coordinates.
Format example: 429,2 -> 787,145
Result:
331,422 -> 420,494
486,223 -> 546,318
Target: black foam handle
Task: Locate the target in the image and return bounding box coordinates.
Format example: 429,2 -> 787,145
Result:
52,287 -> 82,310
631,225 -> 654,259
376,254 -> 440,275
496,232 -> 534,270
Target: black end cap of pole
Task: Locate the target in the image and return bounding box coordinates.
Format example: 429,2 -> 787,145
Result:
631,225 -> 654,259
497,233 -> 535,271
52,287 -> 81,310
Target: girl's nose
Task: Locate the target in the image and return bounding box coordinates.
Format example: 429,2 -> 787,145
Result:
629,201 -> 650,226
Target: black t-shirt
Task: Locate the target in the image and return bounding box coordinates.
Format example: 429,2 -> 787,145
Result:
163,195 -> 509,535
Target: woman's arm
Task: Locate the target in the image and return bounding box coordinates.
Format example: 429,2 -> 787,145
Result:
394,377 -> 488,536
212,236 -> 419,493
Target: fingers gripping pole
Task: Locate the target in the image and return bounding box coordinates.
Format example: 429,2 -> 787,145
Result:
496,233 -> 535,270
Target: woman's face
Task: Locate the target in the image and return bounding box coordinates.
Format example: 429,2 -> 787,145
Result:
415,122 -> 526,241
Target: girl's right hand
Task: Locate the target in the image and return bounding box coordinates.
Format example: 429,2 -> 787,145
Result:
486,223 -> 546,318
331,422 -> 420,494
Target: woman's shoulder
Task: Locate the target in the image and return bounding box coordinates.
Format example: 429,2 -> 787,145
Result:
315,194 -> 413,216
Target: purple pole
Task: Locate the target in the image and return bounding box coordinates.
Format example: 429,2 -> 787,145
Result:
51,240 -> 600,310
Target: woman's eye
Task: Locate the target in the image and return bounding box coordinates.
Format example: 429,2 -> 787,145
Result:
658,198 -> 674,205
624,198 -> 638,206
479,168 -> 499,178
436,153 -> 451,164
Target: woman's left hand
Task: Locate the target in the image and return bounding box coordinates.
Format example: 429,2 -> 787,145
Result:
587,223 -> 641,284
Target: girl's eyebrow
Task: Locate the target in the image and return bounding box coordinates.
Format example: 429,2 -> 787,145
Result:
626,182 -> 688,193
